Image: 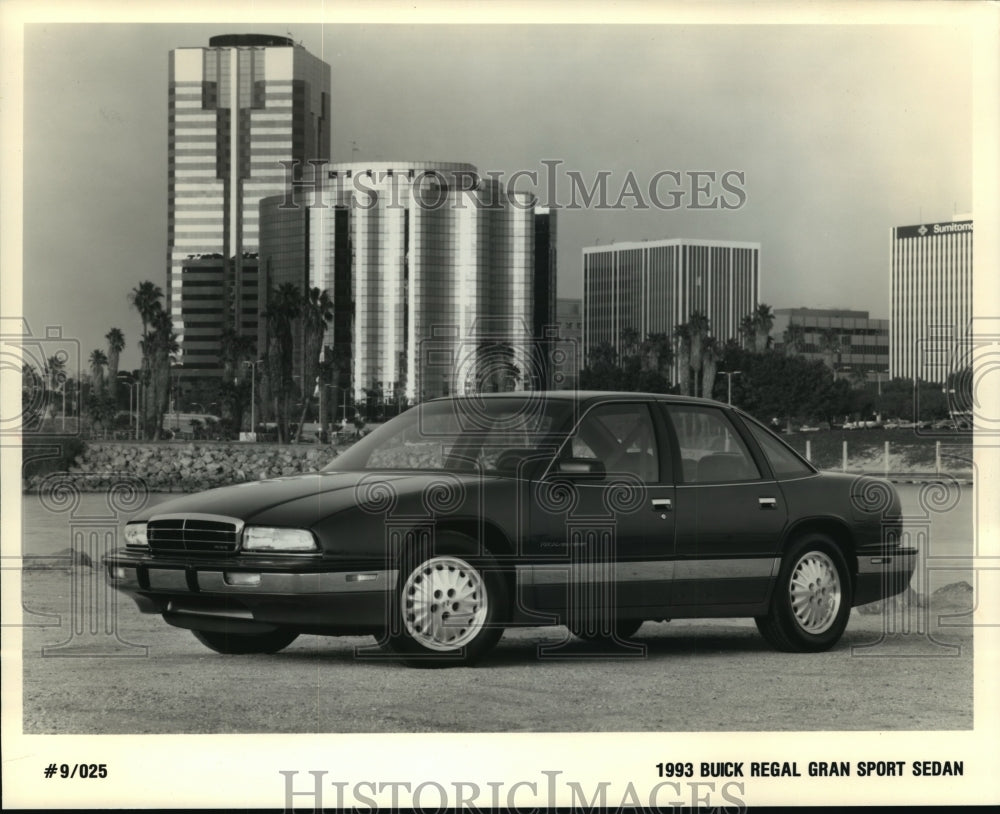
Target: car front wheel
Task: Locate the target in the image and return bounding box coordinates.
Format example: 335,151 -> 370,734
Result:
191,628 -> 299,654
756,534 -> 852,652
386,535 -> 508,667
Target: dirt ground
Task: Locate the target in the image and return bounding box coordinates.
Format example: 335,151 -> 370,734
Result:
17,568 -> 973,734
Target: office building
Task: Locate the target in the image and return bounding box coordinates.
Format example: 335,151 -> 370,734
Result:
553,298 -> 583,390
890,217 -> 973,383
167,34 -> 331,377
258,162 -> 557,403
772,307 -> 889,379
582,238 -> 760,379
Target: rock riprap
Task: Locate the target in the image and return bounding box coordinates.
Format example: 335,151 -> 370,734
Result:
22,442 -> 340,493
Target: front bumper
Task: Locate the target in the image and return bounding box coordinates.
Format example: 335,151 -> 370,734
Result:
104,549 -> 397,635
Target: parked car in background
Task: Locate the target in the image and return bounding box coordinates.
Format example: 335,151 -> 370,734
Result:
105,392 -> 916,667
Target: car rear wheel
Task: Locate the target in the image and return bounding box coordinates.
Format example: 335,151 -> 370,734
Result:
191,628 -> 299,655
756,534 -> 852,652
386,534 -> 508,668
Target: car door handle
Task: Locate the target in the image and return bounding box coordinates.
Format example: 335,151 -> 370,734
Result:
759,497 -> 777,509
651,498 -> 672,511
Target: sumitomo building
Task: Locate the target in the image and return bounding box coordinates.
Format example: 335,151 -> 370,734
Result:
890,217 -> 973,383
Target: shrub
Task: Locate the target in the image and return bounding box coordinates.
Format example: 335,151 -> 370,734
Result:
21,435 -> 87,480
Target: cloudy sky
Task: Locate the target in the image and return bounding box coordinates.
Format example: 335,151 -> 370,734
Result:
19,16 -> 974,372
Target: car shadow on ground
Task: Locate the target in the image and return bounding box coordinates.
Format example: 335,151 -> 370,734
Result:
239,618 -> 973,668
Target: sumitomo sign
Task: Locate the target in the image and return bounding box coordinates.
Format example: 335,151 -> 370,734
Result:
895,220 -> 973,239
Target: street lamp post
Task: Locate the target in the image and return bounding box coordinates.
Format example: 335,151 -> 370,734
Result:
117,373 -> 138,440
243,359 -> 262,440
720,370 -> 741,405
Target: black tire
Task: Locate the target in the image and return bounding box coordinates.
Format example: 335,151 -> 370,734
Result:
572,617 -> 644,641
385,533 -> 508,668
756,533 -> 852,652
191,628 -> 299,655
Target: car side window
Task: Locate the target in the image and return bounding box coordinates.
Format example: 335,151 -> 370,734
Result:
566,403 -> 660,483
743,418 -> 814,479
665,405 -> 762,484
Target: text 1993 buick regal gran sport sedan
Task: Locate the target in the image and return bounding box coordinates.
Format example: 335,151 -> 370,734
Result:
104,392 -> 916,667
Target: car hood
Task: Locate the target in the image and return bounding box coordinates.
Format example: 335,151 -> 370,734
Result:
131,470 -> 491,527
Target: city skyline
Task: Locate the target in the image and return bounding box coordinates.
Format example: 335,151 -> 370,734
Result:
19,21 -> 973,376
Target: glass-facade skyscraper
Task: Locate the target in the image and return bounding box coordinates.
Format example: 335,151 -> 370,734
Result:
259,162 -> 557,404
582,238 -> 760,381
167,34 -> 330,377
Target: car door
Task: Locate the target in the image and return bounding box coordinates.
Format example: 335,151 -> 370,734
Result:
525,400 -> 676,619
660,402 -> 787,610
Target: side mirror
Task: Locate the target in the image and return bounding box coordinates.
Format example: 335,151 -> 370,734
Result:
553,458 -> 606,479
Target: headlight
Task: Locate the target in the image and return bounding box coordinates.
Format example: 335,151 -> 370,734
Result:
123,523 -> 148,548
242,526 -> 318,553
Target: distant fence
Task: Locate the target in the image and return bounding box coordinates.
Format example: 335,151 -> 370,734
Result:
796,437 -> 971,478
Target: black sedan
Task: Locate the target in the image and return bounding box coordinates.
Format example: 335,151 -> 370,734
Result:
104,392 -> 916,666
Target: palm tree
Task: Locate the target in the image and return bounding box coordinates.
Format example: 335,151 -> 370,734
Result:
738,314 -> 756,351
848,366 -> 869,390
262,283 -> 303,443
320,343 -> 351,432
783,323 -> 807,355
45,353 -> 66,392
673,323 -> 692,396
218,327 -> 257,436
293,287 -> 334,442
817,328 -> 843,374
89,349 -> 108,396
752,304 -> 774,353
129,282 -> 164,438
44,354 -> 67,421
701,337 -> 720,400
105,327 -> 125,403
687,312 -> 711,396
145,306 -> 178,440
640,332 -> 673,377
129,282 -> 164,340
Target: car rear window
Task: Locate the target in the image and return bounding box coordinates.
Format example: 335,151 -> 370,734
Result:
742,418 -> 815,479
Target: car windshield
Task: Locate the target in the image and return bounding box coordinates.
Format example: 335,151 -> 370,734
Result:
323,396 -> 575,474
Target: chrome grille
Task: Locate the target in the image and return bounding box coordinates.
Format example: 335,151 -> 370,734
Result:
147,517 -> 239,555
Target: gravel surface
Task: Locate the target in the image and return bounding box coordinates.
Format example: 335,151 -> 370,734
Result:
19,569 -> 973,734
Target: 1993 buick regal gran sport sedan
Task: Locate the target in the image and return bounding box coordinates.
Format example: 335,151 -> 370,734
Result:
104,392 -> 916,667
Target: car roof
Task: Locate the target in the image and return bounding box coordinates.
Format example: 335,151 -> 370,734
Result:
424,391 -> 729,408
